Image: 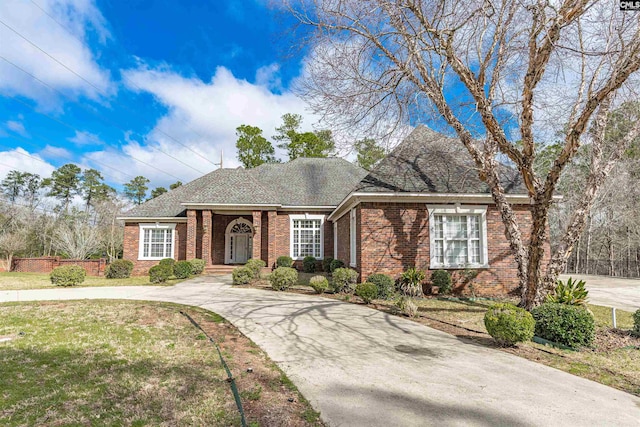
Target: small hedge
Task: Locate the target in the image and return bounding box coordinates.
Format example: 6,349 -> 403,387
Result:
634,309 -> 640,335
431,269 -> 452,294
189,259 -> 206,275
332,268 -> 358,293
309,275 -> 329,294
173,261 -> 192,279
276,256 -> 293,268
105,259 -> 134,279
484,303 -> 535,346
531,303 -> 595,348
367,273 -> 395,299
322,257 -> 334,273
245,259 -> 266,279
269,267 -> 298,291
149,265 -> 172,284
329,259 -> 345,273
303,256 -> 317,273
159,258 -> 175,269
232,266 -> 254,285
355,282 -> 378,304
50,265 -> 86,286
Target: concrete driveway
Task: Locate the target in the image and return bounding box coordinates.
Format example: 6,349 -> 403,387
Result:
2,277 -> 640,426
560,274 -> 640,312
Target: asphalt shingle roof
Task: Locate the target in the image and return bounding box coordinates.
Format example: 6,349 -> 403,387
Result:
355,125 -> 527,194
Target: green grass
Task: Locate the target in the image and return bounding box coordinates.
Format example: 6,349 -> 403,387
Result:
0,272 -> 185,291
588,303 -> 634,329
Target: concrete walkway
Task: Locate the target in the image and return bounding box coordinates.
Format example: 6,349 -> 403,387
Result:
2,277 -> 640,426
560,274 -> 640,312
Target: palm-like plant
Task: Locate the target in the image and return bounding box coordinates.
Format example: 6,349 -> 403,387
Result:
398,267 -> 425,297
545,277 -> 589,307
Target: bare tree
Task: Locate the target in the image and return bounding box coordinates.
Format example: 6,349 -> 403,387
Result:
54,220 -> 102,260
286,0 -> 640,308
0,231 -> 27,271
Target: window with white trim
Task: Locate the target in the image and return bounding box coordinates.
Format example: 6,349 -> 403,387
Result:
139,223 -> 176,260
349,208 -> 356,267
428,206 -> 488,269
290,214 -> 324,259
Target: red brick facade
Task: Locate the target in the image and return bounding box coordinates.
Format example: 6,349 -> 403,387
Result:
123,222 -> 187,275
11,257 -> 106,276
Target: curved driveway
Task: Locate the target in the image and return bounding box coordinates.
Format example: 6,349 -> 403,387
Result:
2,276 -> 639,426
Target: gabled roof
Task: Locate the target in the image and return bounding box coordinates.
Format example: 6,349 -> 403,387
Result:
121,157 -> 368,218
355,125 -> 527,194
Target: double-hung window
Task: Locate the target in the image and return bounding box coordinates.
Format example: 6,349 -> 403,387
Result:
139,223 -> 176,260
428,205 -> 488,269
290,214 -> 324,259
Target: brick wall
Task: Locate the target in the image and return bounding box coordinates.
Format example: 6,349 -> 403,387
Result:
357,202 -> 548,296
335,211 -> 351,267
12,257 -> 106,276
123,222 -> 187,275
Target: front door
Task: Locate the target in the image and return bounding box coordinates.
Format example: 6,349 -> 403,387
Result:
232,234 -> 250,264
225,218 -> 254,264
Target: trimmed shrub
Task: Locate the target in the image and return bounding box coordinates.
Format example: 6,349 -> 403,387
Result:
269,267 -> 298,291
546,277 -> 589,306
329,259 -> 345,273
484,303 -> 535,346
633,309 -> 640,335
245,258 -> 266,279
173,261 -> 192,279
276,256 -> 294,268
367,273 -> 395,299
431,269 -> 452,294
159,258 -> 175,270
309,275 -> 329,294
303,256 -> 317,273
232,266 -> 254,285
355,282 -> 378,304
395,296 -> 418,317
331,268 -> 359,293
398,267 -> 425,297
105,259 -> 134,279
531,303 -> 595,348
50,265 -> 86,286
322,257 -> 334,273
188,259 -> 206,275
149,265 -> 172,284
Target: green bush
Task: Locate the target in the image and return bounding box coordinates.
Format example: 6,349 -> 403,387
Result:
105,259 -> 134,279
331,268 -> 358,293
531,303 -> 595,348
399,267 -> 425,296
173,261 -> 192,279
309,275 -> 329,294
245,258 -> 266,279
149,265 -> 172,284
545,277 -> 589,306
276,255 -> 294,268
159,258 -> 175,269
367,273 -> 395,299
355,282 -> 378,304
633,309 -> 640,335
431,269 -> 452,294
269,267 -> 298,291
329,259 -> 345,273
232,266 -> 254,285
484,303 -> 535,346
303,256 -> 317,273
188,259 -> 206,275
50,265 -> 86,286
322,257 -> 334,273
395,296 -> 418,317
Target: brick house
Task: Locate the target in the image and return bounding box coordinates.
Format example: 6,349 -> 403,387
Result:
120,126 -> 540,295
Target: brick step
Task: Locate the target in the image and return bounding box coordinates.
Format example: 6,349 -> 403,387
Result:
204,265 -> 237,275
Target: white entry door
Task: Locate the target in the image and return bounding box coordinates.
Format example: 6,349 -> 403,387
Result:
233,234 -> 250,264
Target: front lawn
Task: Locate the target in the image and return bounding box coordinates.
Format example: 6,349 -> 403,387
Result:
0,300 -> 322,426
0,272 -> 185,291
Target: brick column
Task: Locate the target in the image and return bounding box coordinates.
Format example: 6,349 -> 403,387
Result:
267,211 -> 277,268
186,209 -> 197,260
252,211 -> 262,261
202,210 -> 212,265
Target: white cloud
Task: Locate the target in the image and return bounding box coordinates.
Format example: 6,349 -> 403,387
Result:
0,147 -> 56,179
84,64 -> 321,188
68,130 -> 103,146
5,120 -> 29,137
40,144 -> 72,159
0,0 -> 113,109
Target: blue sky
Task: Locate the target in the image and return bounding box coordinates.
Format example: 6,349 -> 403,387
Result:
0,0 -> 313,192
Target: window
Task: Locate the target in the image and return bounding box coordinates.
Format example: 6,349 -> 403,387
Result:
290,214 -> 324,259
349,208 -> 356,267
139,223 -> 176,260
428,205 -> 488,269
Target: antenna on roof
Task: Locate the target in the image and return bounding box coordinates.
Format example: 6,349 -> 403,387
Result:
213,149 -> 223,169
